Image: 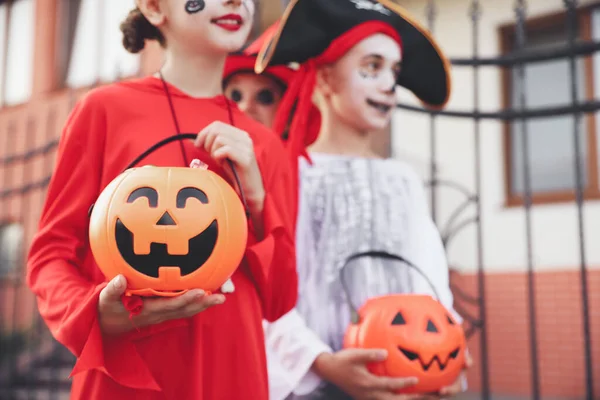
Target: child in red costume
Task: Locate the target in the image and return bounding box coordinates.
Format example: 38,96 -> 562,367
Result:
26,0 -> 297,399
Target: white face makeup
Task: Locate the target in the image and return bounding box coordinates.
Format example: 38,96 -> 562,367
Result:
224,73 -> 284,128
167,0 -> 255,54
321,33 -> 401,132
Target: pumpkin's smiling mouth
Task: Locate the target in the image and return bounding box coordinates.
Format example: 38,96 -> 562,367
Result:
398,347 -> 460,371
114,218 -> 219,278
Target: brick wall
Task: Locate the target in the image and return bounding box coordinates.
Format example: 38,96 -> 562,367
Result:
453,269 -> 600,398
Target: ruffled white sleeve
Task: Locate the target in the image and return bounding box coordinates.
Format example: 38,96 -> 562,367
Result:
264,310 -> 333,400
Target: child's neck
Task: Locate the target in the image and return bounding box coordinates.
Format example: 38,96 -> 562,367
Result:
158,48 -> 225,99
309,107 -> 379,158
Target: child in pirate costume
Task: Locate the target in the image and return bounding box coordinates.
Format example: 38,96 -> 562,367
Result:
255,0 -> 472,399
26,0 -> 297,399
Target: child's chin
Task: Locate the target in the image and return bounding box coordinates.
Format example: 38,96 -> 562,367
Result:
362,119 -> 389,133
210,35 -> 249,54
373,114 -> 393,129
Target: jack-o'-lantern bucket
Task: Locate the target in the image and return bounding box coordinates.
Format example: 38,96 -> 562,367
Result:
341,251 -> 468,394
88,133 -> 248,297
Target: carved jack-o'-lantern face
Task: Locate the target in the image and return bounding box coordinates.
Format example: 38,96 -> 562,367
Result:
89,166 -> 248,297
343,294 -> 467,394
115,185 -> 218,278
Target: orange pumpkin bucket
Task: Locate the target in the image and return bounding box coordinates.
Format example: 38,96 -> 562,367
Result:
88,133 -> 248,297
341,251 -> 468,394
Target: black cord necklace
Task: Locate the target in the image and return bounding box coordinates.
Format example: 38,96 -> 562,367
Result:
158,70 -> 191,168
157,70 -> 250,217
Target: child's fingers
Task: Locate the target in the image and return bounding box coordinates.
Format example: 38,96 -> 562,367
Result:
197,128 -> 217,153
196,122 -> 252,151
98,275 -> 127,306
175,294 -> 226,319
194,129 -> 208,148
212,146 -> 236,164
143,289 -> 205,314
208,133 -> 240,156
213,139 -> 249,162
213,146 -> 252,167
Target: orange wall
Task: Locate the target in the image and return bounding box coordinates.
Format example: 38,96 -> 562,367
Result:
452,269 -> 600,398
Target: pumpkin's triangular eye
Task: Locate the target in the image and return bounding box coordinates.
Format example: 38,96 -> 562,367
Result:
447,314 -> 455,325
391,312 -> 406,325
426,319 -> 438,333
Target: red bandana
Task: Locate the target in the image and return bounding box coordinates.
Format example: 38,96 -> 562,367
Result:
272,21 -> 402,162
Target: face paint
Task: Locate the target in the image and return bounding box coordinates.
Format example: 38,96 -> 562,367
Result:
256,89 -> 275,105
224,73 -> 285,128
229,88 -> 275,106
172,0 -> 254,54
230,89 -> 243,103
185,0 -> 205,13
322,33 -> 401,132
242,0 -> 255,18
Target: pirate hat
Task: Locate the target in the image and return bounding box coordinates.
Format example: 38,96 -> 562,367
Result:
255,0 -> 451,108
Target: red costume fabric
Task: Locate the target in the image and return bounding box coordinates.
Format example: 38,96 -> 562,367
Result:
222,21 -> 321,224
26,76 -> 298,399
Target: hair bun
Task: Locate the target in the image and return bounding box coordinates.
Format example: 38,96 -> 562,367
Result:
120,8 -> 165,54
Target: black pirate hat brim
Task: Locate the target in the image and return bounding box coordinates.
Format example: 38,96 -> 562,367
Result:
255,0 -> 452,108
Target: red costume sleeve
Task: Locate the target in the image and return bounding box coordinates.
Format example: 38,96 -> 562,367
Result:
25,94 -> 160,390
27,95 -> 106,355
245,136 -> 298,322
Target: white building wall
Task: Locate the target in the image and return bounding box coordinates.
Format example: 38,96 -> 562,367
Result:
0,0 -> 35,106
0,0 -> 139,106
392,0 -> 600,273
66,0 -> 140,87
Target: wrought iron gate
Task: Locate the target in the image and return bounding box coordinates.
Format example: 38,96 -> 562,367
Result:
404,1 -> 597,399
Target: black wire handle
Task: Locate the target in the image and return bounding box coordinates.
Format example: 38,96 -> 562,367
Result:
123,133 -> 198,170
89,133 -> 250,217
339,250 -> 440,323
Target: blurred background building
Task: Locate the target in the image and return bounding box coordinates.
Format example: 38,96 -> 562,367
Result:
0,0 -> 598,399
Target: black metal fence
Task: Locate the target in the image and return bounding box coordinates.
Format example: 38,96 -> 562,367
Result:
0,0 -> 598,399
414,1 -> 596,399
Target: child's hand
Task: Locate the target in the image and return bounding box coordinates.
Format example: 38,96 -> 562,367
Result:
438,352 -> 473,397
194,121 -> 265,213
313,349 -> 423,400
98,275 -> 224,336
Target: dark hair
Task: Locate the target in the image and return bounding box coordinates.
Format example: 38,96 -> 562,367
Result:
120,7 -> 166,53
